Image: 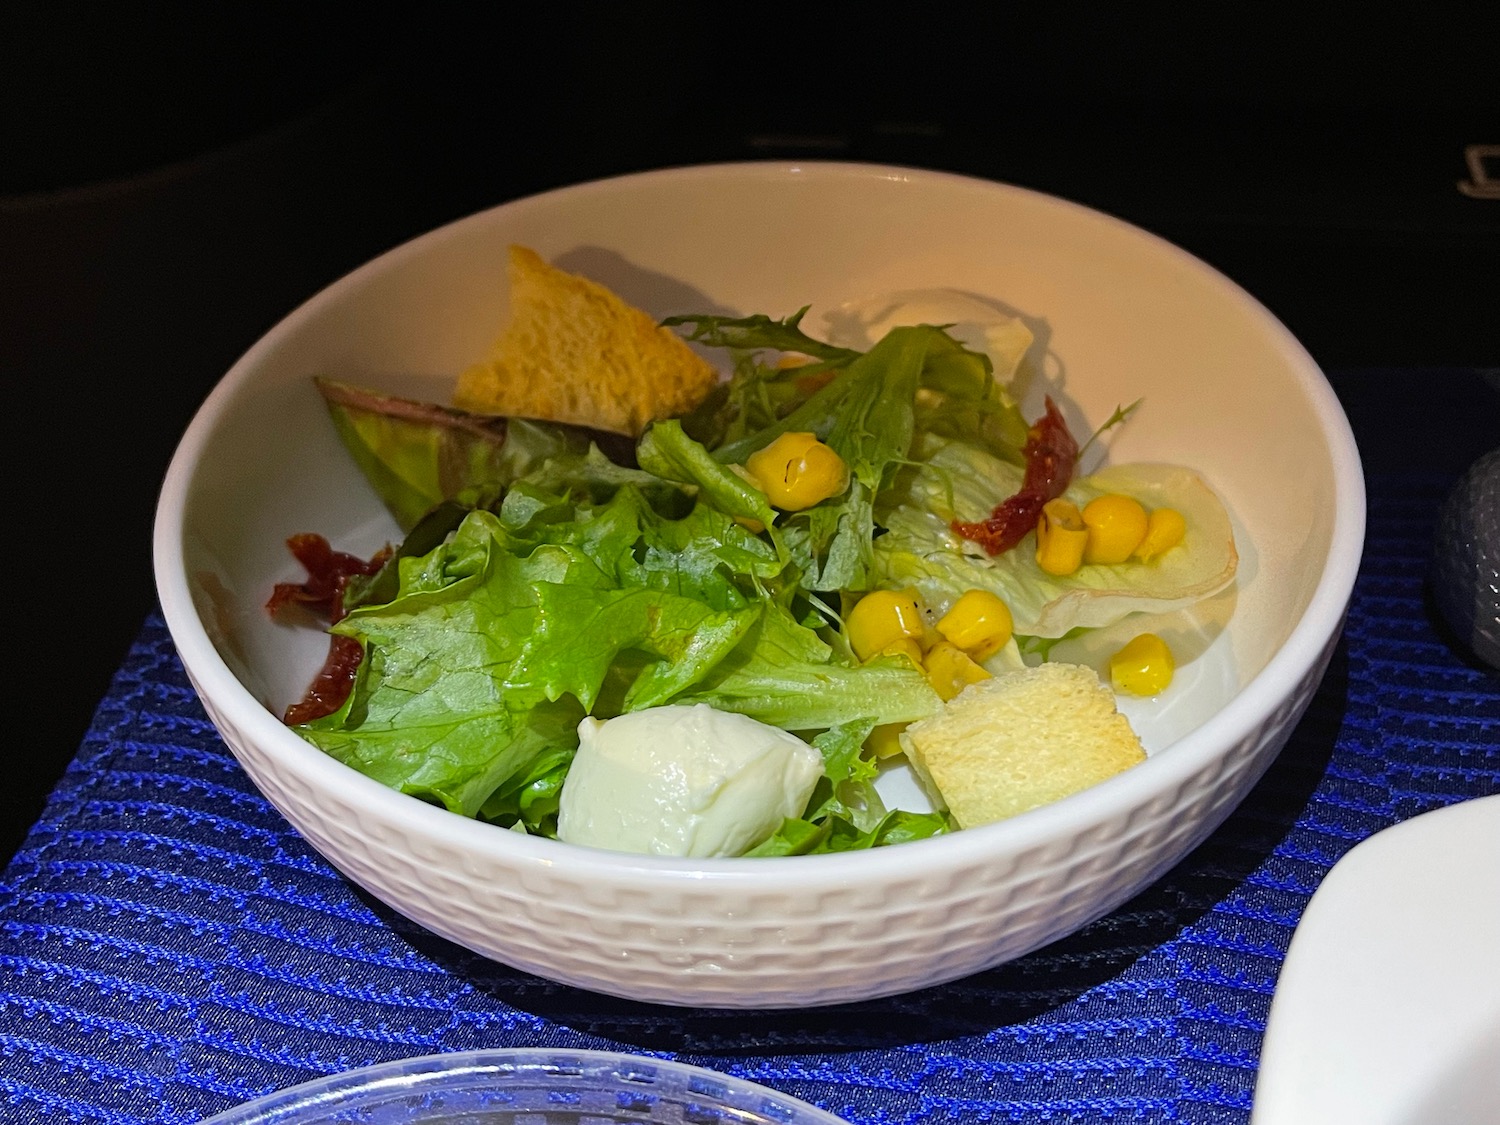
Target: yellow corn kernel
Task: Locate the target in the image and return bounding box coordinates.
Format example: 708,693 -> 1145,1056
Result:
1035,498 -> 1088,576
1109,633 -> 1175,695
847,589 -> 928,662
1082,493 -> 1149,565
916,619 -> 946,652
923,641 -> 992,701
937,589 -> 1014,661
879,637 -> 925,668
865,722 -> 909,760
744,431 -> 850,511
1133,507 -> 1187,561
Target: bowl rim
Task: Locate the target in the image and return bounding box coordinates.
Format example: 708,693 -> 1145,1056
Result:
152,159 -> 1366,882
196,1046 -> 849,1123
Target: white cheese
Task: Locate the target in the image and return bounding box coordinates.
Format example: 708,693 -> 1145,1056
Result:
555,704 -> 823,858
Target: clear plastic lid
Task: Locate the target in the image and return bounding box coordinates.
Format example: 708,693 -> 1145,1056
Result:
199,1048 -> 851,1124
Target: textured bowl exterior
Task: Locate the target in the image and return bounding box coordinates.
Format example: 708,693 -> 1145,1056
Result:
155,162 -> 1366,1008
183,634 -> 1333,1007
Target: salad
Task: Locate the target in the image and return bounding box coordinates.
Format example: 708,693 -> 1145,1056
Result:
268,252 -> 1237,858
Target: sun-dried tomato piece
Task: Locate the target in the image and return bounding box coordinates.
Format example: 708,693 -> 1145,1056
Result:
283,634 -> 366,725
266,532 -> 390,624
952,397 -> 1079,556
268,533 -> 391,725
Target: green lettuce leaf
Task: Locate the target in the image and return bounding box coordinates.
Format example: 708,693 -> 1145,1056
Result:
692,322 -> 1030,593
741,817 -> 831,856
297,470 -> 941,840
908,329 -> 1029,460
745,808 -> 949,855
673,603 -> 941,730
636,418 -> 780,538
477,744 -> 574,835
662,308 -> 861,363
803,719 -> 884,832
299,499 -> 758,816
819,808 -> 950,851
315,378 -> 623,531
703,326 -> 937,592
677,352 -> 838,451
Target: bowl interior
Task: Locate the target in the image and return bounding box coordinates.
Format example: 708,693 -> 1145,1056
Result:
162,161 -> 1356,814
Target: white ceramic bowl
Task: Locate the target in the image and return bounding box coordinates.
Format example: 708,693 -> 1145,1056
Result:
154,162 -> 1364,1008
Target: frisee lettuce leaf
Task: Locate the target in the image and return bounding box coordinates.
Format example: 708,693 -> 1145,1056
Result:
662,307 -> 861,363
298,474 -> 941,837
684,320 -> 1030,593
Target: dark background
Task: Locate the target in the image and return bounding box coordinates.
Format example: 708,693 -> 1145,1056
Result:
4,6 -> 1497,864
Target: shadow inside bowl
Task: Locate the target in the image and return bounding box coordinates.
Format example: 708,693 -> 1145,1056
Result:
551,247 -> 738,322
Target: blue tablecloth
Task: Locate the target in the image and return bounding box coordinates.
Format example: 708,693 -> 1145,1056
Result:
3,470 -> 1497,1124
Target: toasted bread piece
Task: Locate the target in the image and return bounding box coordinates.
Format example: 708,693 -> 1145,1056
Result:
452,245 -> 718,436
899,662 -> 1146,828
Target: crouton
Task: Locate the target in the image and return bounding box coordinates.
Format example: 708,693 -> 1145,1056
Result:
452,245 -> 718,436
900,662 -> 1146,828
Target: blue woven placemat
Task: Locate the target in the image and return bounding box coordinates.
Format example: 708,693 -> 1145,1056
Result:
3,471 -> 1497,1124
